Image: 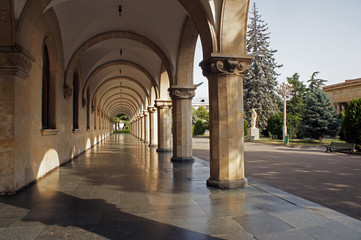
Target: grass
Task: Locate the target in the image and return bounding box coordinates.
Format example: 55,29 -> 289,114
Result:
255,137 -> 346,147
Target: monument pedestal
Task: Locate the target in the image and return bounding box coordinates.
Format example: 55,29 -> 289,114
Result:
247,127 -> 259,140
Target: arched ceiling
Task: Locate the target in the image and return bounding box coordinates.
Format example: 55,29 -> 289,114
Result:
43,0 -> 188,119
17,0 -> 218,119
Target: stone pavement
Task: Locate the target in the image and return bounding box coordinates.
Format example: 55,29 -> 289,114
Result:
0,134 -> 361,239
192,137 -> 361,221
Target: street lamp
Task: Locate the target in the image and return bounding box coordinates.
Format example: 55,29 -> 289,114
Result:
277,82 -> 293,143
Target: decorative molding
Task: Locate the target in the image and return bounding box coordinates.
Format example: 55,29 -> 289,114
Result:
168,87 -> 196,99
0,46 -> 35,79
63,84 -> 72,100
41,129 -> 59,136
147,106 -> 157,113
199,55 -> 252,77
154,99 -> 172,109
72,129 -> 80,134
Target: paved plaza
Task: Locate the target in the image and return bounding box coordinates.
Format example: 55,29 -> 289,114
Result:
0,134 -> 361,239
193,138 -> 361,221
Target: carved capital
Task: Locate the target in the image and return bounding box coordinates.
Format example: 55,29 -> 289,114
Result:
147,106 -> 157,113
168,87 -> 196,99
154,99 -> 172,109
0,47 -> 35,79
63,84 -> 72,100
143,110 -> 149,116
199,55 -> 252,77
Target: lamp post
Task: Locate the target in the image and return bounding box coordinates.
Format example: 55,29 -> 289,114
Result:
277,82 -> 293,143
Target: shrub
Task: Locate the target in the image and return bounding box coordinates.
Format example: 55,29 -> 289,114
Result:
113,129 -> 130,134
266,113 -> 283,139
343,98 -> 361,149
193,119 -> 206,136
244,120 -> 249,136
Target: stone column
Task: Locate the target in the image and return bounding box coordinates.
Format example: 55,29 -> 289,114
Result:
200,55 -> 251,189
147,106 -> 158,147
143,110 -> 149,143
137,117 -> 141,139
155,100 -> 172,152
140,114 -> 145,142
0,47 -> 34,194
169,87 -> 196,162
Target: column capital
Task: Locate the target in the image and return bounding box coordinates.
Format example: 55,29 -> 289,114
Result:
143,110 -> 149,116
140,114 -> 144,118
154,99 -> 172,109
168,87 -> 196,100
147,106 -> 157,113
0,46 -> 35,79
199,54 -> 252,77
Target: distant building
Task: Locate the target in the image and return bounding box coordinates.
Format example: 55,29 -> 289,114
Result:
323,78 -> 361,113
192,98 -> 209,111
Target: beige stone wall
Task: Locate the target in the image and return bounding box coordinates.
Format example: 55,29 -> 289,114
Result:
0,8 -> 112,194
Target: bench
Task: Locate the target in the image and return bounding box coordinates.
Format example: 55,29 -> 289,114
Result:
325,142 -> 356,155
245,136 -> 255,142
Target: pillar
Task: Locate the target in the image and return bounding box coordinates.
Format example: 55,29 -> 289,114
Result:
143,110 -> 149,143
0,47 -> 34,194
200,56 -> 251,189
147,106 -> 158,147
140,114 -> 145,142
137,117 -> 141,139
155,100 -> 172,152
169,87 -> 196,162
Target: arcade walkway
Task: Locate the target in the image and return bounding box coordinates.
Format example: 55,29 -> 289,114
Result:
0,135 -> 361,240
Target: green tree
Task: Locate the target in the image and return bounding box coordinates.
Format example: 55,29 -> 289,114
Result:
307,71 -> 327,93
244,3 -> 282,129
193,119 -> 206,136
301,89 -> 340,141
343,98 -> 361,147
266,113 -> 283,139
286,73 -> 307,138
193,106 -> 209,130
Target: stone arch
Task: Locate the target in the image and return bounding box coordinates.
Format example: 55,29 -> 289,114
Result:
97,87 -> 144,110
91,76 -> 150,109
64,31 -> 175,91
103,96 -> 139,115
174,16 -> 198,87
84,60 -> 157,99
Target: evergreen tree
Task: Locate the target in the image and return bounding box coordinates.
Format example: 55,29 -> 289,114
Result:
286,73 -> 307,138
244,3 -> 282,129
301,89 -> 340,141
287,73 -> 306,118
343,98 -> 361,147
307,71 -> 327,93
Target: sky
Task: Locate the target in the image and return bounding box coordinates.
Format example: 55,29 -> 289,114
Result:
193,0 -> 361,99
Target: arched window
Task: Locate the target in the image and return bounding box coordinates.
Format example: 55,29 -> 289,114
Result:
87,88 -> 90,130
41,45 -> 55,129
73,71 -> 79,130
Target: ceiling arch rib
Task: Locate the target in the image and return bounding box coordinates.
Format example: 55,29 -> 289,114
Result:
107,102 -> 136,118
103,97 -> 138,114
92,76 -> 150,108
84,60 -> 158,99
64,31 -> 175,91
110,106 -> 134,119
97,87 -> 144,110
101,95 -> 140,116
107,102 -> 137,117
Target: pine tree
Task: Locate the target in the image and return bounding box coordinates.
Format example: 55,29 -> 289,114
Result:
307,71 -> 327,93
301,89 -> 340,141
244,3 -> 282,129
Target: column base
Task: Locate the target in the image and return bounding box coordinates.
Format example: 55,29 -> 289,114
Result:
171,156 -> 194,162
207,178 -> 248,189
156,148 -> 172,152
149,144 -> 157,147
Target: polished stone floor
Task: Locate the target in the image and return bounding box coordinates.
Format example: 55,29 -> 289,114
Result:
1,134 -> 361,240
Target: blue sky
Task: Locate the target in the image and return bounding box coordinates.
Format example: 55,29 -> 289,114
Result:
193,0 -> 361,99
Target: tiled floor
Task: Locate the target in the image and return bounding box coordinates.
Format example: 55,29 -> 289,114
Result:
0,134 -> 361,239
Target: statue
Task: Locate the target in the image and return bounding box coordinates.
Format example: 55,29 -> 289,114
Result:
251,109 -> 257,128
